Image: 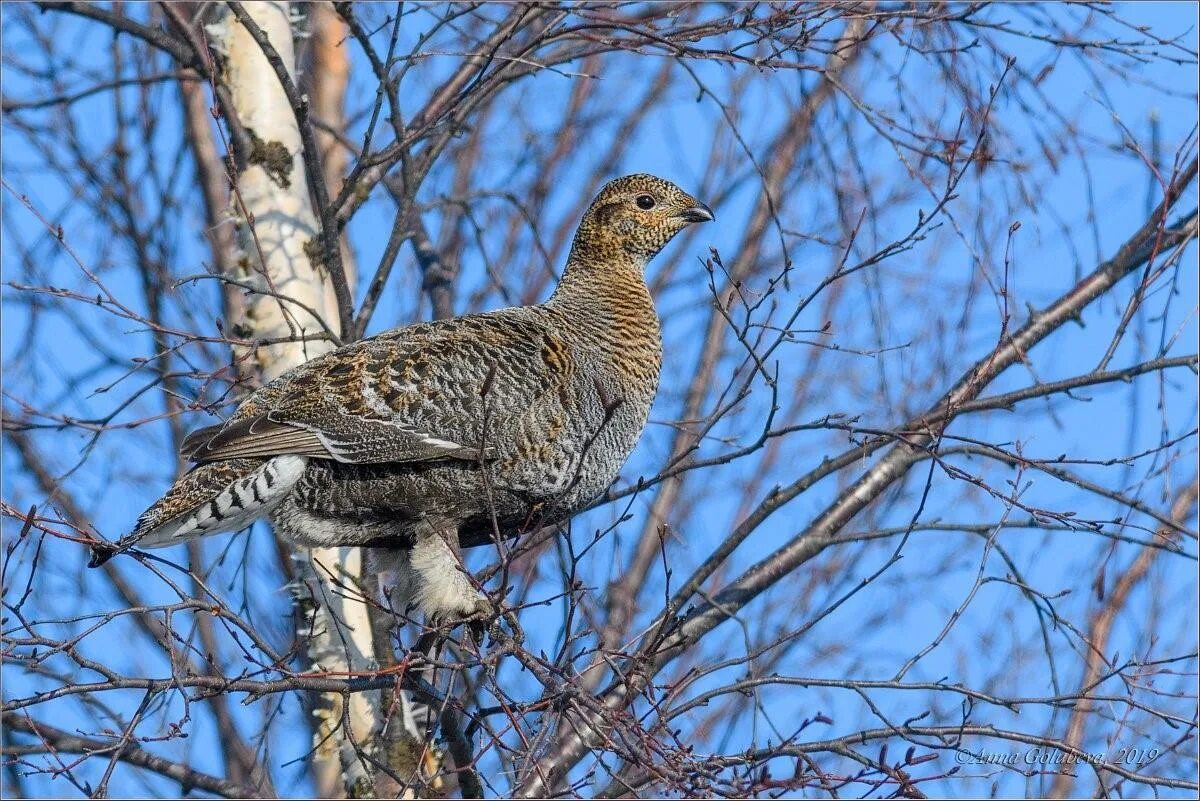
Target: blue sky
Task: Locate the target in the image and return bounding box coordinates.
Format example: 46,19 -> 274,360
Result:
3,3 -> 1198,797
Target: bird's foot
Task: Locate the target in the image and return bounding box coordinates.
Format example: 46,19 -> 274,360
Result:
428,597 -> 494,646
426,597 -> 524,648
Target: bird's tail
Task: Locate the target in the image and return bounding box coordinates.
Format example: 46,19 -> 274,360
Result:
88,455 -> 307,567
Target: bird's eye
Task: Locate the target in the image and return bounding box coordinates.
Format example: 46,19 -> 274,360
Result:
635,195 -> 656,210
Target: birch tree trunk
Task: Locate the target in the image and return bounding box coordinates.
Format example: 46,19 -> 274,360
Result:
207,4 -> 422,796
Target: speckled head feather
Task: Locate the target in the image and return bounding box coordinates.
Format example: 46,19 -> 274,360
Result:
567,173 -> 714,267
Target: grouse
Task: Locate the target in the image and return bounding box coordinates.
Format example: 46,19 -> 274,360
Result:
90,174 -> 714,623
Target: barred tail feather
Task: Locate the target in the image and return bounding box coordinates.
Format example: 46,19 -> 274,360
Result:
88,455 -> 307,567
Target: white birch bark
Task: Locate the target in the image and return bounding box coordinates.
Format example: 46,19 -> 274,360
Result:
207,3 -> 385,795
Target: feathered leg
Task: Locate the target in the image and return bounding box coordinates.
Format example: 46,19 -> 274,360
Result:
408,523 -> 491,625
367,524 -> 490,625
367,525 -> 524,649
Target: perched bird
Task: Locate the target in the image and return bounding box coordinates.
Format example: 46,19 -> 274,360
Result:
90,174 -> 713,624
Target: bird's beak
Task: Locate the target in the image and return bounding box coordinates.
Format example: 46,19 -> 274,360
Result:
677,201 -> 715,223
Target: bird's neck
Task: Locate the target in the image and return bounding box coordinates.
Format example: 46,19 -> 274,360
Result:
548,249 -> 662,379
552,241 -> 649,301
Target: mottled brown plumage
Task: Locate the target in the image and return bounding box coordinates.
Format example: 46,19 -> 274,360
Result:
91,174 -> 713,620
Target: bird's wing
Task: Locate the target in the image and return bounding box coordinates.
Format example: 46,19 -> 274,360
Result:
184,310 -> 565,465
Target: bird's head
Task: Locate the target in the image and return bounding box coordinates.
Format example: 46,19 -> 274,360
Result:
571,173 -> 714,267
